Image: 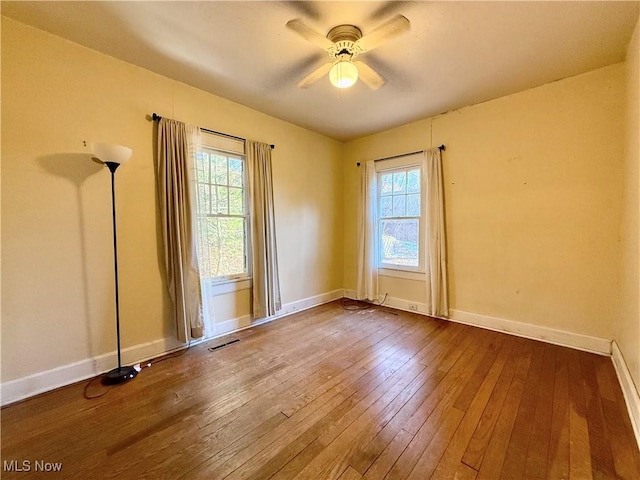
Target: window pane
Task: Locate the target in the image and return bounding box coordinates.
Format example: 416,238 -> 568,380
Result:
380,219 -> 419,267
406,194 -> 420,216
198,184 -> 210,215
407,169 -> 420,193
210,185 -> 218,213
380,196 -> 392,217
216,186 -> 228,214
380,173 -> 393,196
196,152 -> 209,183
229,157 -> 243,187
197,217 -> 246,278
393,171 -> 406,194
229,187 -> 243,215
213,154 -> 228,184
392,195 -> 405,217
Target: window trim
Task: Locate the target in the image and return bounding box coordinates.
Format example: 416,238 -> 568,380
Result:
376,161 -> 426,274
201,277 -> 251,294
378,268 -> 426,281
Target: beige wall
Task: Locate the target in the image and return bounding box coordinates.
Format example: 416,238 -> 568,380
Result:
617,15 -> 640,395
344,64 -> 625,339
1,17 -> 343,382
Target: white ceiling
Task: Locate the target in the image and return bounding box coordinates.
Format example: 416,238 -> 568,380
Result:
3,1 -> 638,141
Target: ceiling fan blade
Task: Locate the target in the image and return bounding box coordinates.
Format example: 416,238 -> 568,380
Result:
297,62 -> 333,88
286,19 -> 334,50
354,61 -> 386,90
355,14 -> 410,52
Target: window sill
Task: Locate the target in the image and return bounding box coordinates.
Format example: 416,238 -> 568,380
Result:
378,268 -> 425,281
202,277 -> 252,295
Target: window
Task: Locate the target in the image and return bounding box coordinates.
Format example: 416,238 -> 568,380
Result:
195,145 -> 249,281
378,165 -> 422,270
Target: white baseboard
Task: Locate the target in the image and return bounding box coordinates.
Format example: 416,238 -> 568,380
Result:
0,288 -> 344,407
213,314 -> 253,337
344,291 -> 611,356
0,337 -> 189,407
278,289 -> 345,317
611,341 -> 640,449
448,309 -> 611,355
344,289 -> 357,300
211,289 -> 345,335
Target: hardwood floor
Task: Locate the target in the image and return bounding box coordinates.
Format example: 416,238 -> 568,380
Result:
2,300 -> 639,479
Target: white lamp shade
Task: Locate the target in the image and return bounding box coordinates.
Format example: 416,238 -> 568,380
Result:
91,143 -> 133,165
329,61 -> 358,89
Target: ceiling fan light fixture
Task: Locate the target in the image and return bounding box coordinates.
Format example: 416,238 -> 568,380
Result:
329,60 -> 358,89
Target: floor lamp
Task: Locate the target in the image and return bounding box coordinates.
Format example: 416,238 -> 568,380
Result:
92,143 -> 137,386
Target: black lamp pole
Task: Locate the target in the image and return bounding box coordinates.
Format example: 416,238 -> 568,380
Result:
102,161 -> 137,385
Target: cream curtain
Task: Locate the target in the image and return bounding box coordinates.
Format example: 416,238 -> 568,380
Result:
356,160 -> 379,301
423,147 -> 449,317
156,118 -> 205,342
247,141 -> 281,318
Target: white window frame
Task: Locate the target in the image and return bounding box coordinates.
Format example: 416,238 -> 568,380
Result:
375,157 -> 426,275
195,141 -> 251,285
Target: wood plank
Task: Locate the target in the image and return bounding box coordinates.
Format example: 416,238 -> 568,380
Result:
349,325 -> 474,475
288,342 -> 436,479
193,316 -> 438,479
337,466 -> 364,480
593,354 -> 617,402
461,337 -> 524,470
404,406 -> 465,480
499,341 -> 546,479
269,438 -> 325,480
402,328 -> 497,436
346,324 -> 470,475
454,462 -> 479,480
382,330 -> 498,479
427,333 -> 516,479
3,304 -> 360,460
452,333 -> 508,412
521,343 -> 555,479
580,352 -> 617,479
547,345 -> 570,480
475,339 -> 533,480
96,309 -> 407,478
362,428 -> 414,479
61,316 -> 396,478
568,348 -> 593,480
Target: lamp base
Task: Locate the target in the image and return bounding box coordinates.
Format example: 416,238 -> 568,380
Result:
101,366 -> 138,385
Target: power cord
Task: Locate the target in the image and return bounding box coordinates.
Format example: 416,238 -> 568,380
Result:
83,375 -> 111,399
83,340 -> 192,400
341,293 -> 388,311
141,339 -> 192,369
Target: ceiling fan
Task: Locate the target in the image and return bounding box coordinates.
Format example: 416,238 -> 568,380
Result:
286,14 -> 410,90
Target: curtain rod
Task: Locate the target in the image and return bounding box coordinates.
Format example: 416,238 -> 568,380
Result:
150,113 -> 275,150
357,145 -> 445,167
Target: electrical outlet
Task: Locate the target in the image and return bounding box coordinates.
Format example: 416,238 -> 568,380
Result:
408,304 -> 418,311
